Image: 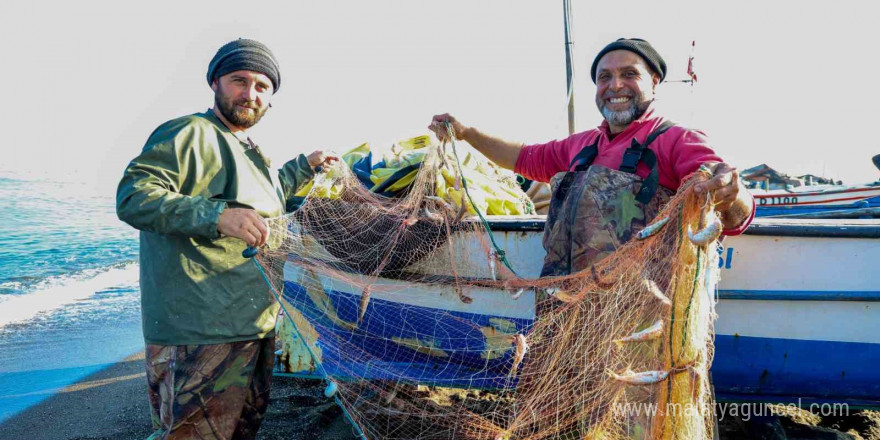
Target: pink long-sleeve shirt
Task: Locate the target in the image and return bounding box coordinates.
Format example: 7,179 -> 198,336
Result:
514,109 -> 753,235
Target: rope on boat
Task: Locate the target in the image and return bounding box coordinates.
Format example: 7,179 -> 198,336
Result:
444,122 -> 518,276
249,257 -> 368,440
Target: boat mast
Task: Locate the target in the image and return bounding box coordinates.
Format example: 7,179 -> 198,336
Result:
563,0 -> 575,135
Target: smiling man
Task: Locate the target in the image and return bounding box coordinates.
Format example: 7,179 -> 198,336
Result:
431,38 -> 754,276
117,39 -> 336,440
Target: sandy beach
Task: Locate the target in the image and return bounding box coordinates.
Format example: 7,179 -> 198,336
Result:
0,350 -> 360,440
2,350 -> 878,440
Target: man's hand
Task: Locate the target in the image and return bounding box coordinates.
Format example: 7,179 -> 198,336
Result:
694,162 -> 753,229
428,113 -> 523,170
694,162 -> 739,210
429,113 -> 470,142
217,208 -> 269,247
306,151 -> 340,170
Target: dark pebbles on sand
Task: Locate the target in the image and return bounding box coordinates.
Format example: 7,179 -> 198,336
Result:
258,377 -> 357,440
1,355 -> 878,440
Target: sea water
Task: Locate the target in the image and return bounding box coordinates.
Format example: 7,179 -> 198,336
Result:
0,174 -> 144,422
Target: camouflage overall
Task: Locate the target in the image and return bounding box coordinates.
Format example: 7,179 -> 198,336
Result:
539,123 -> 678,439
145,337 -> 275,440
540,121 -> 676,277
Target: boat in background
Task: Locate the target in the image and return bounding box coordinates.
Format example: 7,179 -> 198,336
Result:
278,216 -> 880,408
746,155 -> 880,218
750,182 -> 880,218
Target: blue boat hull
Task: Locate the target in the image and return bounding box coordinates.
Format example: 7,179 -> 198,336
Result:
283,281 -> 530,390
713,335 -> 880,406
283,282 -> 880,405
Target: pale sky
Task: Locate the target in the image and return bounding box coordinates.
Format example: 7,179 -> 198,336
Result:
2,0 -> 878,197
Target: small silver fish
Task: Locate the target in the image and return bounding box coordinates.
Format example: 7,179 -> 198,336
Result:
455,285 -> 472,304
426,196 -> 456,215
509,334 -> 528,376
437,145 -> 450,169
421,207 -> 444,222
636,217 -> 670,240
488,250 -> 497,281
545,287 -> 578,303
615,319 -> 664,344
358,285 -> 371,325
455,193 -> 468,222
381,382 -> 398,405
509,288 -> 525,300
643,279 -> 671,306
591,265 -> 615,289
608,368 -> 670,385
688,215 -> 723,245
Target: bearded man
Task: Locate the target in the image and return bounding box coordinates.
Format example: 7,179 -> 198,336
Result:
117,39 -> 337,440
431,38 -> 754,277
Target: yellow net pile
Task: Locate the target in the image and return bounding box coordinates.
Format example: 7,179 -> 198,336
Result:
292,135 -> 534,216
253,133 -> 721,439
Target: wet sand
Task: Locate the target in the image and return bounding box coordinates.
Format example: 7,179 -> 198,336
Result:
0,352 -> 153,440
0,351 -> 876,440
0,351 -> 357,440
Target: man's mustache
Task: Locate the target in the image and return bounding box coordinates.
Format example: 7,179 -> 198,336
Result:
234,100 -> 259,110
602,90 -> 635,99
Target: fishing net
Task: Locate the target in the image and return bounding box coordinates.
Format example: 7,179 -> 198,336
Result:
252,131 -> 721,440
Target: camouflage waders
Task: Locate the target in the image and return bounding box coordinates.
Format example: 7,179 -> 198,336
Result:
145,337 -> 275,440
538,122 -> 678,439
540,122 -> 676,276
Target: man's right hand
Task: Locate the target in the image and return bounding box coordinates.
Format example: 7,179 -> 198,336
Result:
429,113 -> 469,142
428,112 -> 524,171
306,150 -> 340,170
217,208 -> 269,247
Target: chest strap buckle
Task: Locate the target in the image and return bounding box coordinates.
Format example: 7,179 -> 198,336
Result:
619,140 -> 644,173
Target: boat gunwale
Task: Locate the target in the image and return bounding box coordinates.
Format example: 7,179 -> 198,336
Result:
481,216 -> 880,238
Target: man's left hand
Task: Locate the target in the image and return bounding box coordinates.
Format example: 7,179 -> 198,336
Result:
307,151 -> 340,170
693,162 -> 753,229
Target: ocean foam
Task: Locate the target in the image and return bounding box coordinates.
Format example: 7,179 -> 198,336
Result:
0,263 -> 139,328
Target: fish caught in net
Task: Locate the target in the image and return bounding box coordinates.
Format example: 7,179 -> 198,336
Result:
251,133 -> 722,439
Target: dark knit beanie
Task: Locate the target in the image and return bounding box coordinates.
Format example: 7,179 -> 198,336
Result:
207,39 -> 281,93
590,38 -> 666,84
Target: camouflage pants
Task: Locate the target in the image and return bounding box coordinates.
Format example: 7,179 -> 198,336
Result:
145,337 -> 275,440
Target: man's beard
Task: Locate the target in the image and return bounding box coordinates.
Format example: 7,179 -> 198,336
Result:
597,91 -> 652,127
215,90 -> 268,129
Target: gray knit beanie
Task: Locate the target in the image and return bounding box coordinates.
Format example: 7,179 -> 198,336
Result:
590,38 -> 666,84
207,39 -> 281,93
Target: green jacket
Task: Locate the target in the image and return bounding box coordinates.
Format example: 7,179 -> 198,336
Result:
116,110 -> 314,345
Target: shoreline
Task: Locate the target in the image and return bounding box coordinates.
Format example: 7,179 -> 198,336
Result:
0,351 -> 152,440
0,351 -> 357,440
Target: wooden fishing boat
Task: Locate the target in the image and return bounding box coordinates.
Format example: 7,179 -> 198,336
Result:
278,216 -> 880,407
